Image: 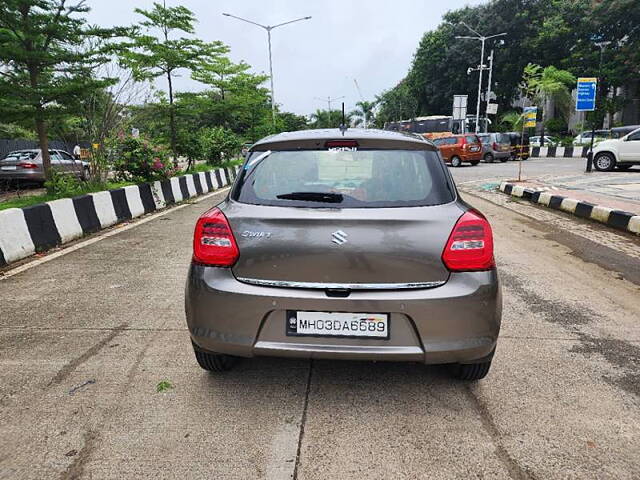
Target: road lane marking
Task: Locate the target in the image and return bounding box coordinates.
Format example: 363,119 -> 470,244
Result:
0,187 -> 229,280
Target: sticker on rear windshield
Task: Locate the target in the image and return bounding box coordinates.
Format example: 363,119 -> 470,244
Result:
327,146 -> 357,152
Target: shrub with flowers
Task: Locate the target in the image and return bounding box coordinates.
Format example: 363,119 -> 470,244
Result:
111,135 -> 178,182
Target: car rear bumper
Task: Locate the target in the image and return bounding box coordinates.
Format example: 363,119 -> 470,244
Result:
185,266 -> 502,364
0,170 -> 44,182
487,150 -> 510,160
460,151 -> 483,162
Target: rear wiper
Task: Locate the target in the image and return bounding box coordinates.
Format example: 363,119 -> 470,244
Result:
276,191 -> 344,203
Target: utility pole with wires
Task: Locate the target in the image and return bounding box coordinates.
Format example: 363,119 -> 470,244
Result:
314,95 -> 345,125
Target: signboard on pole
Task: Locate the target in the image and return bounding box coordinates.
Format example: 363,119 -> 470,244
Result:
576,77 -> 597,111
524,106 -> 537,128
486,103 -> 498,115
452,95 -> 468,120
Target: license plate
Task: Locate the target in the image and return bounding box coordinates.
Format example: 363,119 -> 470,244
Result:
287,311 -> 389,339
1,166 -> 17,171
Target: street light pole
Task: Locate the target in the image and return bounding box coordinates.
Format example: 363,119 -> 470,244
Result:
586,41 -> 611,172
267,29 -> 275,126
476,37 -> 486,133
485,49 -> 494,115
456,23 -> 506,134
223,13 -> 312,128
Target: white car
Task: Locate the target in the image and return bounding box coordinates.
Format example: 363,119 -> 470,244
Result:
530,136 -> 557,147
573,130 -> 609,146
592,127 -> 640,171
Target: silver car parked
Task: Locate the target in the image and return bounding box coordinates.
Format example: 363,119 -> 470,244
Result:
185,129 -> 502,380
0,149 -> 89,184
477,133 -> 511,163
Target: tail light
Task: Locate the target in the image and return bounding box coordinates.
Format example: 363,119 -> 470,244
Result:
492,142 -> 499,150
17,162 -> 38,169
442,210 -> 495,271
192,208 -> 239,266
325,140 -> 359,148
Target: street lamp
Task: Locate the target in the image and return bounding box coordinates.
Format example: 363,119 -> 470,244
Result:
455,22 -> 506,133
222,13 -> 312,128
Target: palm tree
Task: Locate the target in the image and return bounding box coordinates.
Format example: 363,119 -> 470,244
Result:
309,109 -> 351,129
521,63 -> 576,124
350,100 -> 376,128
499,111 -> 524,131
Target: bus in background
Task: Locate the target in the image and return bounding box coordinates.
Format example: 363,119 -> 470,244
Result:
385,116 -> 461,135
385,115 -> 489,137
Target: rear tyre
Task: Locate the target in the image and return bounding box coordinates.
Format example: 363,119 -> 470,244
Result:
450,360 -> 492,381
193,343 -> 238,372
470,160 -> 480,166
483,153 -> 494,163
82,166 -> 90,181
594,153 -> 616,171
450,156 -> 462,167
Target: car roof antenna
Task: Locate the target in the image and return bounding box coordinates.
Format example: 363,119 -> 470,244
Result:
339,102 -> 348,135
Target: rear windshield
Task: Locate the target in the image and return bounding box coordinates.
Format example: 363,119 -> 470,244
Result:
234,149 -> 454,208
495,134 -> 510,143
3,151 -> 38,161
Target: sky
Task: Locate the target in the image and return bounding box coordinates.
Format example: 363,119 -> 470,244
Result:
86,0 -> 485,117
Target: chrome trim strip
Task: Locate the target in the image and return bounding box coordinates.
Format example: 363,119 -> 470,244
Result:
235,277 -> 445,290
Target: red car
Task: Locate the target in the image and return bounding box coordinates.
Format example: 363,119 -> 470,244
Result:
431,134 -> 483,167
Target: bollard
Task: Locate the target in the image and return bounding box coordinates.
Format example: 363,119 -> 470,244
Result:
586,151 -> 593,172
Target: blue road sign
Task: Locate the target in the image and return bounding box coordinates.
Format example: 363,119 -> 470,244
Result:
576,77 -> 597,111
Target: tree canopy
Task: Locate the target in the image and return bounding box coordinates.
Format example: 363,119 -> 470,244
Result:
0,0 -> 122,177
376,0 -> 639,129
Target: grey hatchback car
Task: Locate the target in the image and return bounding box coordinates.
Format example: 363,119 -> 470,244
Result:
477,133 -> 511,163
185,129 -> 501,380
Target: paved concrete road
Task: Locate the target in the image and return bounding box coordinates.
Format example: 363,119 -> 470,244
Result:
449,156 -> 640,184
1,181 -> 639,479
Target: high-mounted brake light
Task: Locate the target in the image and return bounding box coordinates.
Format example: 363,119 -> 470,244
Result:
442,210 -> 495,271
192,208 -> 239,266
17,162 -> 38,169
325,140 -> 358,148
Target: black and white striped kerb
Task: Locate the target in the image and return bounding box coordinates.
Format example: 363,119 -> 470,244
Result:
0,166 -> 240,267
498,181 -> 640,235
529,146 -> 590,158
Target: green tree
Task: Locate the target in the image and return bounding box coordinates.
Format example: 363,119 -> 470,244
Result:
121,2 -> 226,162
520,63 -> 575,124
0,0 -> 119,180
192,56 -> 250,101
276,112 -> 307,132
308,109 -> 351,129
199,127 -> 242,166
350,101 -> 376,128
0,123 -> 36,140
375,81 -> 418,125
498,111 -> 523,131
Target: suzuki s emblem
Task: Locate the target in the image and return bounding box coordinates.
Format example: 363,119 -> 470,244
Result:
331,230 -> 348,245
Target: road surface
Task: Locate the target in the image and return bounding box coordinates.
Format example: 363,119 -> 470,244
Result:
1,161 -> 639,479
